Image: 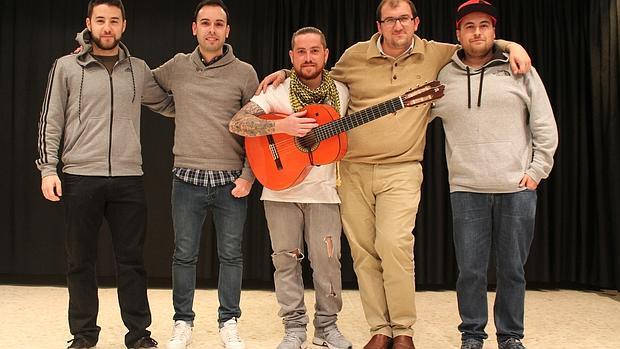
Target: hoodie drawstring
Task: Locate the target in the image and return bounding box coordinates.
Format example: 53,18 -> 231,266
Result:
466,66 -> 486,109
466,66 -> 471,109
78,66 -> 85,122
477,67 -> 485,107
128,57 -> 136,103
79,55 -> 136,123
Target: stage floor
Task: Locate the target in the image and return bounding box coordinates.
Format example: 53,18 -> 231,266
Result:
1,286 -> 618,348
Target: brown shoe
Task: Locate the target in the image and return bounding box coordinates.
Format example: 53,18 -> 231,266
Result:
392,335 -> 415,349
364,334 -> 392,349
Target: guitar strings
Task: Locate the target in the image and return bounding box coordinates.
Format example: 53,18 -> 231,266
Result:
261,87 -> 440,158
264,100 -> 402,157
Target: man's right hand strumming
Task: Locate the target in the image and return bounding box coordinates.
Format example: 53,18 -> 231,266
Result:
275,110 -> 318,137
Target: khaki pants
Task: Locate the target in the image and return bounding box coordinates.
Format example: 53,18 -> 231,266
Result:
337,161 -> 422,338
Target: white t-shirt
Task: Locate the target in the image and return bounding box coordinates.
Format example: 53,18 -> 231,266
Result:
251,78 -> 350,203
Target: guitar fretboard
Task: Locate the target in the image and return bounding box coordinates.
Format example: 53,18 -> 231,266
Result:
312,96 -> 404,142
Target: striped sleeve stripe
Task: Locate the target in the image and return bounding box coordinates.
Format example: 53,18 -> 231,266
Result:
37,59 -> 58,165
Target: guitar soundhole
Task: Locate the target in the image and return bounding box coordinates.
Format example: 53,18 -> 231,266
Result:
296,131 -> 319,153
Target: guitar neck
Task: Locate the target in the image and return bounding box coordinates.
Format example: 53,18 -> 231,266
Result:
314,96 -> 404,142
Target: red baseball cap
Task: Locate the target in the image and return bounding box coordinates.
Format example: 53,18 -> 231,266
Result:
456,0 -> 498,28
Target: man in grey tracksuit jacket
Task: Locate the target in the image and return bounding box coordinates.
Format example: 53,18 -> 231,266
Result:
35,3 -> 173,347
430,2 -> 558,349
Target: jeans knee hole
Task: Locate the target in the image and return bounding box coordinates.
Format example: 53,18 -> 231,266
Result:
323,236 -> 334,258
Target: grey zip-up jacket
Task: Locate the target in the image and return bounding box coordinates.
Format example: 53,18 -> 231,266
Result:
432,48 -> 558,193
36,31 -> 174,178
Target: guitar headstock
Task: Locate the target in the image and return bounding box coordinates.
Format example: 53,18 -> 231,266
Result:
401,80 -> 445,107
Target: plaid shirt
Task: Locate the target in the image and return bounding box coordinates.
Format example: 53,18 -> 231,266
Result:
173,167 -> 241,187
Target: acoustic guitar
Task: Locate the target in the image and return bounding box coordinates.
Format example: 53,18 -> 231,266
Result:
245,80 -> 445,190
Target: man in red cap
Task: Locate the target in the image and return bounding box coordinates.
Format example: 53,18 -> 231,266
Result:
432,1 -> 558,349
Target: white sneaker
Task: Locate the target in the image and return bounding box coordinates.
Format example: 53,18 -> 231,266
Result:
219,317 -> 245,349
166,320 -> 193,349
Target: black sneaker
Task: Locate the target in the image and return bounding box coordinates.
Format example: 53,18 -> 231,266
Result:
130,336 -> 158,349
67,337 -> 96,349
461,338 -> 483,349
498,338 -> 525,349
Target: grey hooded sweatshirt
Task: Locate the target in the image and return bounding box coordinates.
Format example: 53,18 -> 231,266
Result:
36,30 -> 174,178
432,48 -> 558,193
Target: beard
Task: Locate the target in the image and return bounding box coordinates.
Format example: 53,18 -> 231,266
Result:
92,34 -> 121,51
295,65 -> 324,81
466,41 -> 494,59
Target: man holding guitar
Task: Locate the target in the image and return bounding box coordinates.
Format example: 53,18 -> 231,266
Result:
229,27 -> 352,349
257,1 -> 533,348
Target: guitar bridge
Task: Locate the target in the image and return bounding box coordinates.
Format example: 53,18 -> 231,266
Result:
267,135 -> 283,170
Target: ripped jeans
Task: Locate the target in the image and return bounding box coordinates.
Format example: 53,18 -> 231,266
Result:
263,201 -> 343,330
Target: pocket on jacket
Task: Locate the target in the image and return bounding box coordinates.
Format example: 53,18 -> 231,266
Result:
448,141 -> 523,189
111,117 -> 141,163
63,117 -> 108,165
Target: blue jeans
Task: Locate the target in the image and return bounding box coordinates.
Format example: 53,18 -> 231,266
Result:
450,191 -> 536,343
171,176 -> 247,324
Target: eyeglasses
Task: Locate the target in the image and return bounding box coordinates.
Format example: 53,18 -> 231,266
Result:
379,16 -> 414,27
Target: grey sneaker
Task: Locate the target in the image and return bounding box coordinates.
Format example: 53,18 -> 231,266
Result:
499,338 -> 525,349
277,328 -> 307,349
312,325 -> 352,349
461,338 -> 483,349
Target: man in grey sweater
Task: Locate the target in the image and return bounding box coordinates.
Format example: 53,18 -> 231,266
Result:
151,1 -> 258,349
35,1 -> 173,348
431,1 -> 558,349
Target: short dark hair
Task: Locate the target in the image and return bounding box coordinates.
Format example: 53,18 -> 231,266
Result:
87,0 -> 126,20
194,0 -> 230,23
376,0 -> 417,21
290,27 -> 327,50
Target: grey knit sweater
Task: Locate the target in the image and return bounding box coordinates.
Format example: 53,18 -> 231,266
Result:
152,45 -> 259,182
432,49 -> 558,193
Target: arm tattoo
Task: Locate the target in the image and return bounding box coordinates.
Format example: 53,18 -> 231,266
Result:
230,102 -> 276,137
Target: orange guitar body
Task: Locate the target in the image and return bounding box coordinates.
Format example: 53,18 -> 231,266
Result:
245,104 -> 347,191
245,80 -> 446,190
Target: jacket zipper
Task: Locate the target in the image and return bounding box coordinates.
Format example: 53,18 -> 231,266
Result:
94,56 -> 124,177
108,72 -> 114,177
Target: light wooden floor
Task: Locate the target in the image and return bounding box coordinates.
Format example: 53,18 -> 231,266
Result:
1,286 -> 618,348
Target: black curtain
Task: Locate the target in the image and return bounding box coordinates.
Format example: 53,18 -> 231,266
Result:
1,0 -> 618,290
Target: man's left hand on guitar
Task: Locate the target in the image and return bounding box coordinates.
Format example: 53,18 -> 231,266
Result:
231,178 -> 252,198
274,110 -> 318,137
